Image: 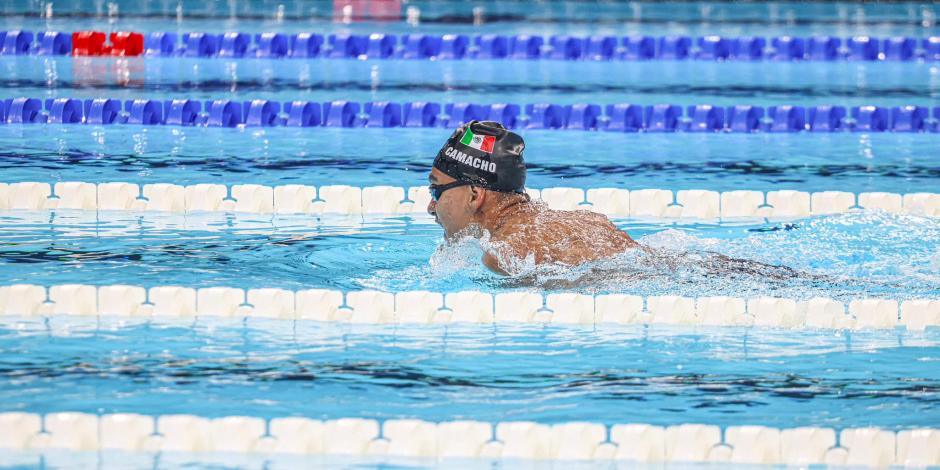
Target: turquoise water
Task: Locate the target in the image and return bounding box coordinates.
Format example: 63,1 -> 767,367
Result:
1,318 -> 938,430
1,2 -> 939,468
0,211 -> 937,299
2,0 -> 939,37
1,126 -> 938,193
3,58 -> 939,107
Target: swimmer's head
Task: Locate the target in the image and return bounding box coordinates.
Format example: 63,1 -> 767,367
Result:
432,120 -> 526,193
428,121 -> 527,238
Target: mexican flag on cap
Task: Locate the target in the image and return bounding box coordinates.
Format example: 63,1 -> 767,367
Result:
460,128 -> 496,153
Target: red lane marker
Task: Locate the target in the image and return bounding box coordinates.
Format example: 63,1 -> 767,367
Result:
110,32 -> 144,57
72,31 -> 106,56
71,31 -> 144,56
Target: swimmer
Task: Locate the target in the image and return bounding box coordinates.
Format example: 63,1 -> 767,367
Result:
428,120 -> 639,274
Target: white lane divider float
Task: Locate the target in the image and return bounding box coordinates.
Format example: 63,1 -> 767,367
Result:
0,181 -> 938,219
0,412 -> 937,466
0,284 -> 938,330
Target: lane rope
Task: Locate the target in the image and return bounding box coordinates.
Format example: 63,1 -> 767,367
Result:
2,96 -> 935,132
1,284 -> 937,330
0,411 -> 936,465
6,30 -> 937,63
1,181 -> 938,219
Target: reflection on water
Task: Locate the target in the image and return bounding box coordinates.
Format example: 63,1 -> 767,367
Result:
0,319 -> 938,429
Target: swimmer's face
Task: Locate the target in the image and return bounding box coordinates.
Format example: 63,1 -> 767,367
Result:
427,168 -> 480,239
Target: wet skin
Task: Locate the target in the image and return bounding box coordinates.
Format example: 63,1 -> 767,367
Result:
427,168 -> 639,274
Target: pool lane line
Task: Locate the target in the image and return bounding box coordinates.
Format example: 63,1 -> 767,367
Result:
1,181 -> 938,219
1,284 -> 937,331
6,30 -> 938,63
3,97 -> 936,132
1,411 -> 936,465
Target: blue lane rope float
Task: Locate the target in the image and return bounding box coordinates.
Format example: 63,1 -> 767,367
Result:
1,29 -> 940,62
0,97 -> 938,133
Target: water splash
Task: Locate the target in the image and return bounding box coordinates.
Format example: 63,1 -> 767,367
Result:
371,211 -> 940,300
0,210 -> 935,300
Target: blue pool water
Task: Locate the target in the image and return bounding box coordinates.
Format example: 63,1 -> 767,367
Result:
3,59 -> 939,107
1,127 -> 939,193
1,318 -> 938,431
1,1 -> 940,468
2,0 -> 939,37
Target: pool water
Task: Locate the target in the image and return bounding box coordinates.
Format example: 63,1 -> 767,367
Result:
0,211 -> 938,299
1,126 -> 939,193
2,0 -> 938,37
1,1 -> 940,468
4,58 -> 940,107
1,318 -> 938,430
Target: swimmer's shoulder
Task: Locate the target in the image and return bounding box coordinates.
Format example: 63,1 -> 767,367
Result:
547,207 -> 623,231
574,208 -> 614,223
565,208 -> 640,247
499,205 -> 615,236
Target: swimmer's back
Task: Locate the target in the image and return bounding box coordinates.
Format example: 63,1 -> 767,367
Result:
490,203 -> 638,267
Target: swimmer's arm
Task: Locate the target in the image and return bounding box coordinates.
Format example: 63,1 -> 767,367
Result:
482,234 -> 532,275
482,252 -> 508,275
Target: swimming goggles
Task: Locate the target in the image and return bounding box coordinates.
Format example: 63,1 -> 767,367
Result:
429,181 -> 472,201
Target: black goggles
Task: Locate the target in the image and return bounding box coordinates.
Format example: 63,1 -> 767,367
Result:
429,181 -> 473,202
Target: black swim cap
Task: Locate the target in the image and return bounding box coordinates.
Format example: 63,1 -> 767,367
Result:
432,120 -> 526,193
